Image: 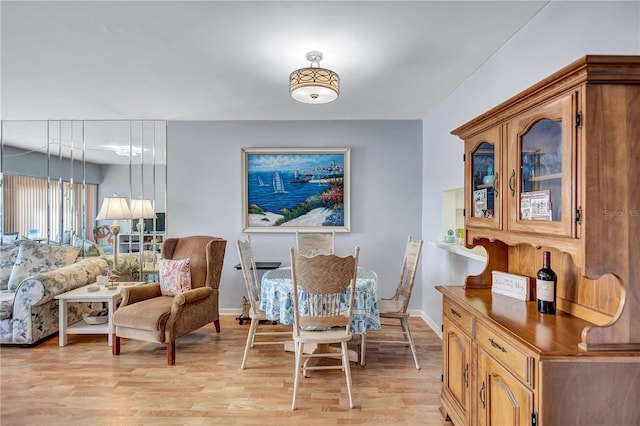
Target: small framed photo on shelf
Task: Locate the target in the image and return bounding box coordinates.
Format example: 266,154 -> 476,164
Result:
520,190 -> 552,221
473,188 -> 487,218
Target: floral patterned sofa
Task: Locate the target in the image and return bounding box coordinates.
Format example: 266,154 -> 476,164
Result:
0,239 -> 156,345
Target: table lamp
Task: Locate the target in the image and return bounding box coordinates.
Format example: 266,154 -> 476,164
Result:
130,198 -> 155,281
96,194 -> 132,274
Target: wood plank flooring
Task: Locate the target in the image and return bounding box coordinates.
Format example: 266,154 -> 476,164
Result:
1,316 -> 451,426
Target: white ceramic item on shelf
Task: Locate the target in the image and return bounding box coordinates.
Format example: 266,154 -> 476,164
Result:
482,175 -> 495,185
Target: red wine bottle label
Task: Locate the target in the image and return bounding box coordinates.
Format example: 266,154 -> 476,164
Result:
536,279 -> 555,302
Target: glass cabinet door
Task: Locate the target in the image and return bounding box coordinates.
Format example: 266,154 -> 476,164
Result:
465,127 -> 501,231
508,93 -> 576,237
520,119 -> 562,220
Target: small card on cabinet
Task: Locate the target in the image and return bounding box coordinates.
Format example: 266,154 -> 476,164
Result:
491,271 -> 530,301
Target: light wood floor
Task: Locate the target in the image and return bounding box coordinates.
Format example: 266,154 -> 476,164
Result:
1,316 -> 451,426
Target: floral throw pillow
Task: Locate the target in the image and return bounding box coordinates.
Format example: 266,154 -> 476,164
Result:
72,235 -> 104,257
0,244 -> 21,290
159,258 -> 192,296
7,241 -> 81,291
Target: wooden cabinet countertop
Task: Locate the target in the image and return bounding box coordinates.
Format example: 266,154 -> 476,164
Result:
435,286 -> 639,358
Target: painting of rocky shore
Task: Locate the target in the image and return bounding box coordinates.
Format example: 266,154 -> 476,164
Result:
242,148 -> 350,232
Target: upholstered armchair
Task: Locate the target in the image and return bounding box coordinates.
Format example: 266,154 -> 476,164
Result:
112,235 -> 226,365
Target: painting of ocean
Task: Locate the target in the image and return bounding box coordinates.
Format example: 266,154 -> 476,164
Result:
243,149 -> 350,230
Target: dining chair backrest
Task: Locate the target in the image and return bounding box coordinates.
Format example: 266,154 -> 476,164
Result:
289,246 -> 359,335
390,236 -> 423,313
236,236 -> 262,316
295,230 -> 335,256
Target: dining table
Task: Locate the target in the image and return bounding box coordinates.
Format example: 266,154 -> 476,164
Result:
259,266 -> 381,364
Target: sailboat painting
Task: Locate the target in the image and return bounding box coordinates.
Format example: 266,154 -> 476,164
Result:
272,171 -> 287,194
242,147 -> 351,233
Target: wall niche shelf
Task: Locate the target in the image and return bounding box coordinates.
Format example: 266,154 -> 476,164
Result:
428,240 -> 487,262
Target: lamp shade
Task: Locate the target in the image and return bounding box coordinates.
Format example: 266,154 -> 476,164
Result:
96,195 -> 132,220
130,198 -> 155,219
290,51 -> 339,104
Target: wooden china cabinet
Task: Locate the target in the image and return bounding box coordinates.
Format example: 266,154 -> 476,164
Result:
438,56 -> 640,426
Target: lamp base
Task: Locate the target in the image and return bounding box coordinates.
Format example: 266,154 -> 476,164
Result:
111,222 -> 121,275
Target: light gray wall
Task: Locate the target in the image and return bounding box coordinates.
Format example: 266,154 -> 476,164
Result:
167,120 -> 423,313
421,0 -> 640,332
3,145 -> 102,183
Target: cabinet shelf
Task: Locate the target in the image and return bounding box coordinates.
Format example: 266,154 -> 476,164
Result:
528,172 -> 561,182
428,240 -> 487,262
118,233 -> 164,253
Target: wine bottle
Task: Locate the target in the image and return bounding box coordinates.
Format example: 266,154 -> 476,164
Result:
536,251 -> 557,314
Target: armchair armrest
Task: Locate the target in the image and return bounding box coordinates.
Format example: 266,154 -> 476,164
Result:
166,287 -> 215,341
119,283 -> 162,308
172,287 -> 213,309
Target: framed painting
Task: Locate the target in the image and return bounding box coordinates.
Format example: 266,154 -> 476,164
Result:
241,147 -> 350,233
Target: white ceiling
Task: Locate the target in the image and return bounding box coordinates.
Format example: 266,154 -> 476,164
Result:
1,0 -> 549,122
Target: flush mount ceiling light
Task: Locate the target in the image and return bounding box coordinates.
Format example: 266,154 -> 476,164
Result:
290,51 -> 340,104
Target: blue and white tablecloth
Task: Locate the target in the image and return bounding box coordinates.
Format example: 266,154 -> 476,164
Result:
259,266 -> 381,334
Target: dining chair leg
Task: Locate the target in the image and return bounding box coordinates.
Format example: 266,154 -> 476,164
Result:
401,318 -> 420,370
359,334 -> 366,366
292,341 -> 303,411
241,318 -> 259,369
341,341 -> 355,409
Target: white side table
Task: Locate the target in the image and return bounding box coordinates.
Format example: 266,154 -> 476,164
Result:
55,282 -> 143,347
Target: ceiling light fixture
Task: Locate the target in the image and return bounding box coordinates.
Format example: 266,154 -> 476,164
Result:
290,51 -> 339,104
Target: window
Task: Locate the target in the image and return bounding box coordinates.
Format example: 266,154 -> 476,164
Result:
3,174 -> 97,242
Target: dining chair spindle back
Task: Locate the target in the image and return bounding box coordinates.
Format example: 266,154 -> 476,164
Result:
289,246 -> 360,410
360,236 -> 423,369
237,236 -> 291,369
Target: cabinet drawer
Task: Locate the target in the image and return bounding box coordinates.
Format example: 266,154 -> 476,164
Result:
443,299 -> 473,336
476,322 -> 532,386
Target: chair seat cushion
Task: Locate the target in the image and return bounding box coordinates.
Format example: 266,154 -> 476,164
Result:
294,327 -> 352,344
379,299 -> 404,315
113,296 -> 174,332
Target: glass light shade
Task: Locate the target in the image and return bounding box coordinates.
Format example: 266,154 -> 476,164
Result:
96,196 -> 132,220
290,67 -> 340,104
130,199 -> 155,219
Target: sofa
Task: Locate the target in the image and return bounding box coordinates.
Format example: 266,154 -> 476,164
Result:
0,239 -> 156,345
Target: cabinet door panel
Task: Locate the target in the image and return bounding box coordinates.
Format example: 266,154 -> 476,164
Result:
508,92 -> 577,237
442,318 -> 472,425
478,350 -> 533,426
465,127 -> 502,231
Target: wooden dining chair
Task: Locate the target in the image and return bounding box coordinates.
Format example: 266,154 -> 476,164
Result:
236,236 -> 291,369
289,246 -> 360,410
360,236 -> 423,369
295,230 -> 335,256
